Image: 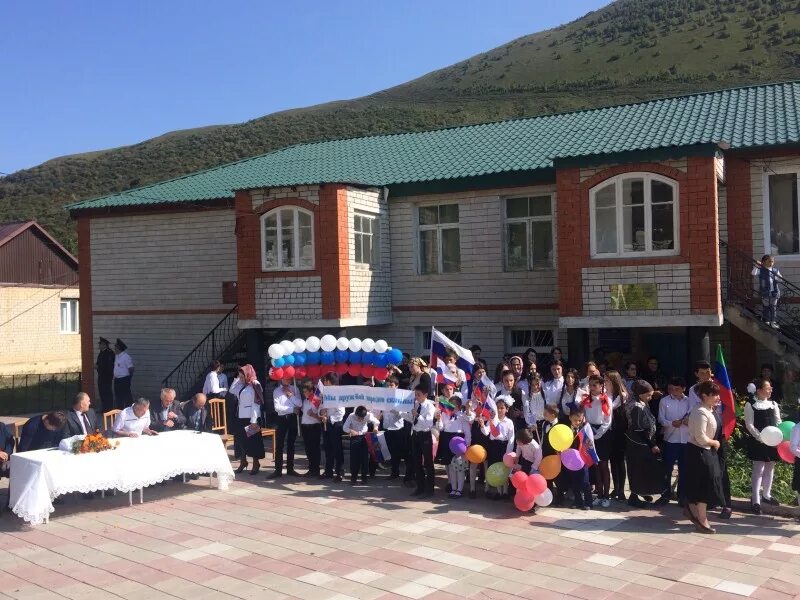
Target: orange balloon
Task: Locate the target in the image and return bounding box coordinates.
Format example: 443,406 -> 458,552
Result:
465,444 -> 487,464
539,454 -> 562,480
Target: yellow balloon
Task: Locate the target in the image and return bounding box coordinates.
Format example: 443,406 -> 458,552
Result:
465,444 -> 487,464
539,454 -> 562,480
549,424 -> 574,452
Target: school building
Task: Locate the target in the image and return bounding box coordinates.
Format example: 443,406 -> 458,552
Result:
68,80 -> 800,399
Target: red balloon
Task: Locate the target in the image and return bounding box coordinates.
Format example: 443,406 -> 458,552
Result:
283,365 -> 295,379
374,367 -> 389,381
514,491 -> 535,512
510,471 -> 528,490
525,473 -> 547,497
294,367 -> 307,379
361,365 -> 375,378
306,365 -> 321,379
335,363 -> 349,375
348,364 -> 362,377
778,440 -> 796,464
270,367 -> 284,381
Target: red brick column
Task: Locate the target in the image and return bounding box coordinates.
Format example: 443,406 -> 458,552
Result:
556,167 -> 583,316
235,190 -> 258,320
76,217 -> 94,395
726,156 -> 753,255
318,184 -> 351,320
686,155 -> 721,315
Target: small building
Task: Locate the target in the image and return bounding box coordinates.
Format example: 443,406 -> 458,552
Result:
68,81 -> 800,398
0,221 -> 80,375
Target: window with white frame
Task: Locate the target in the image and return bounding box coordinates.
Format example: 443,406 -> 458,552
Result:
354,212 -> 379,267
60,299 -> 79,333
590,173 -> 679,258
261,207 -> 314,271
767,171 -> 799,255
508,328 -> 555,353
504,195 -> 554,270
418,204 -> 460,274
419,328 -> 462,355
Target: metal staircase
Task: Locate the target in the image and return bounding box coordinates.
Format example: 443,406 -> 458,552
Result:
721,241 -> 800,368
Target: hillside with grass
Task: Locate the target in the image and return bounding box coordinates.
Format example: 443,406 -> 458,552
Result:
2,0 -> 799,251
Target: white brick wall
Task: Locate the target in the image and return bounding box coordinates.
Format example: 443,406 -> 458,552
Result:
251,185 -> 320,210
581,264 -> 691,317
254,276 -> 322,320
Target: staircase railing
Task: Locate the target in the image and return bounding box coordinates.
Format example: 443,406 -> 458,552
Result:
721,240 -> 800,342
162,305 -> 240,398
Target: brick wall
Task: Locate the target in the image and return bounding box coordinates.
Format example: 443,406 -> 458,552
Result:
254,276 -> 322,320
581,264 -> 690,317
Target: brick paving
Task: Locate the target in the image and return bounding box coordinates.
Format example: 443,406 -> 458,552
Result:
1,456 -> 800,599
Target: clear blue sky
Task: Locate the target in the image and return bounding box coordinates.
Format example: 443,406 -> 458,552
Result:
1,0 -> 608,174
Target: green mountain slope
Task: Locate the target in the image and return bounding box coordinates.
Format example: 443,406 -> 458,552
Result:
2,0 -> 799,251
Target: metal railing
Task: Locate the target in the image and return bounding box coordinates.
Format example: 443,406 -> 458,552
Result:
0,372 -> 82,415
162,305 -> 241,399
722,240 -> 800,343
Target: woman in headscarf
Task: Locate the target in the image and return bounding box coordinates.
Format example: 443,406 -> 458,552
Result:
408,357 -> 432,396
229,364 -> 265,475
624,380 -> 663,508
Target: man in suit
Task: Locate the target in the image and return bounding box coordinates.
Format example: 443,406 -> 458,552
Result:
18,412 -> 66,452
65,392 -> 100,437
183,393 -> 213,432
150,388 -> 186,432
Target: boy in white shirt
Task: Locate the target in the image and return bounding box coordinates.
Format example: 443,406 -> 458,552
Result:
343,406 -> 380,485
656,377 -> 690,506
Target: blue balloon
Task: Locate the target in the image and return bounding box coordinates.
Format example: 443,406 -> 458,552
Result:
349,350 -> 362,364
374,353 -> 389,367
272,357 -> 285,368
363,351 -> 377,366
306,351 -> 321,365
321,351 -> 335,365
294,352 -> 307,366
388,348 -> 403,364
334,349 -> 349,363
283,354 -> 295,366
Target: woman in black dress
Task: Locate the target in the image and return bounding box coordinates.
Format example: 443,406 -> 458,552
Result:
624,380 -> 663,507
605,370 -> 629,502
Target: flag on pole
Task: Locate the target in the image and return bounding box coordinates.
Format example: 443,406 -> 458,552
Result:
577,429 -> 599,467
438,397 -> 456,417
429,327 -> 475,378
310,381 -> 323,409
713,344 -> 737,440
434,363 -> 459,385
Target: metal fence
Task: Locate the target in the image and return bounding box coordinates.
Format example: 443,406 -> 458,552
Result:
0,372 -> 82,415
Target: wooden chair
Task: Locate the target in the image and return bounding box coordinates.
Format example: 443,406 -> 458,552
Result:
261,426 -> 276,457
12,418 -> 28,450
103,409 -> 121,431
208,398 -> 234,448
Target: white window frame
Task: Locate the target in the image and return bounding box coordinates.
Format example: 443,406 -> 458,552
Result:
354,211 -> 379,269
416,203 -> 460,274
418,328 -> 462,356
762,166 -> 800,259
60,298 -> 79,334
503,194 -> 555,270
589,172 -> 680,258
260,206 -> 315,271
507,328 -> 557,354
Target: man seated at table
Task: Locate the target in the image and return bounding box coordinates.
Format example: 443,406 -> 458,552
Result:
65,392 -> 100,437
0,421 -> 14,479
183,393 -> 213,433
113,398 -> 157,438
150,388 -> 186,432
18,412 -> 67,452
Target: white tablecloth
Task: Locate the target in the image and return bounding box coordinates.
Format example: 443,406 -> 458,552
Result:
9,431 -> 235,525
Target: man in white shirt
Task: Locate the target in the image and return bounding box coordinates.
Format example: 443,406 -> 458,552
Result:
203,360 -> 228,399
320,373 -> 346,481
113,397 -> 156,437
656,377 -> 690,506
408,385 -> 438,498
268,377 -> 302,479
113,339 -> 134,410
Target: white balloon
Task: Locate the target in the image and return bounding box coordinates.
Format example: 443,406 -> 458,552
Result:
268,344 -> 283,359
374,339 -> 388,354
280,340 -> 295,356
348,338 -> 362,352
534,488 -> 553,507
361,338 -> 375,352
760,425 -> 783,447
336,337 -> 350,351
305,336 -> 321,352
293,338 -> 307,353
320,335 -> 337,352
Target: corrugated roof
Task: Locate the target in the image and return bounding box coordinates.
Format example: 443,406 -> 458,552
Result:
68,80 -> 800,211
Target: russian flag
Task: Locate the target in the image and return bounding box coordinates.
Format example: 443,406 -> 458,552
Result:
430,328 -> 474,380
311,381 -> 323,409
434,363 -> 459,385
365,431 -> 391,463
487,417 -> 501,439
713,344 -> 737,440
577,429 -> 599,467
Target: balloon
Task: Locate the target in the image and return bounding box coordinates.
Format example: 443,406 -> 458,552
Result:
336,337 -> 349,351
361,365 -> 375,378
760,425 -> 783,447
779,421 -> 796,442
292,338 -> 307,353
306,351 -> 320,365
348,338 -> 362,352
349,350 -> 363,364
280,340 -> 295,356
321,351 -> 335,365
306,365 -> 321,379
283,365 -> 295,379
283,354 -> 295,366
535,488 -> 553,507
272,357 -> 285,368
448,436 -> 466,456
268,344 -> 283,359
374,353 -> 389,368
485,462 -> 510,488
778,440 -> 796,464
465,445 -> 487,464
514,491 -> 536,512
374,340 -> 388,354
348,364 -> 362,377
561,448 -> 584,471
320,335 -> 337,352
362,351 -> 377,366
334,349 -> 349,363
362,338 -> 375,353
539,455 -> 562,480
294,367 -> 307,379
526,474 -> 547,497
374,367 -> 389,381
503,452 -> 517,468
549,424 -> 574,452
306,336 -> 321,352
388,348 -> 403,364
294,353 -> 306,366
510,471 -> 528,490
269,367 -> 284,381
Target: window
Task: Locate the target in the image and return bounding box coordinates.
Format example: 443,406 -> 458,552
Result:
590,173 -> 679,258
354,213 -> 379,267
261,207 -> 314,271
420,329 -> 462,354
504,195 -> 554,270
767,172 -> 799,255
60,299 -> 79,333
418,204 -> 460,274
508,329 -> 555,353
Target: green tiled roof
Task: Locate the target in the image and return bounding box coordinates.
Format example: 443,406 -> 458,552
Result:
69,80 -> 800,211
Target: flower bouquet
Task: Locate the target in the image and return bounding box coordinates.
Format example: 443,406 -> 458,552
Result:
71,430 -> 119,454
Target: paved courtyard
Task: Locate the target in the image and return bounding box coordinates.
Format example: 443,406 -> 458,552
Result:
1,461 -> 799,600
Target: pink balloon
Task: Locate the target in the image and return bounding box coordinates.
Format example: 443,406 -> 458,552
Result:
502,452 -> 517,468
561,449 -> 584,471
514,491 -> 535,512
778,440 -> 796,464
510,470 -> 528,490
525,473 -> 547,497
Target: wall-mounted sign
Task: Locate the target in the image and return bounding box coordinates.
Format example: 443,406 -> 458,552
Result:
610,283 -> 658,310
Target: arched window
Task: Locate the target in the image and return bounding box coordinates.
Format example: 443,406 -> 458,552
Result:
261,207 -> 314,271
590,173 -> 679,258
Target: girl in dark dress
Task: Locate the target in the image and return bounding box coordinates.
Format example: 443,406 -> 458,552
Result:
624,380 -> 663,507
744,378 -> 782,514
605,370 -> 629,502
